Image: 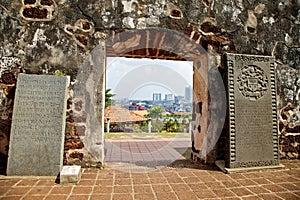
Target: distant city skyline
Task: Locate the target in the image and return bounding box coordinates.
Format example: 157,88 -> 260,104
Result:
106,57 -> 193,100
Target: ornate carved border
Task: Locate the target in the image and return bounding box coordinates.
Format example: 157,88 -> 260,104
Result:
270,61 -> 279,160
226,55 -> 236,166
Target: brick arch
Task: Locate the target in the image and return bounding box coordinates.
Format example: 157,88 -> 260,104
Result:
106,28 -> 207,60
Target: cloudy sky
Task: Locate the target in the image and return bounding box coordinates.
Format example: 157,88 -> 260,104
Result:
106,57 -> 193,100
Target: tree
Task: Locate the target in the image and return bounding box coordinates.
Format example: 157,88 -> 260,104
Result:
162,119 -> 182,132
105,89 -> 115,108
147,106 -> 164,120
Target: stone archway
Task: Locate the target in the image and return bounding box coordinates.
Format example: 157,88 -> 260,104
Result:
104,28 -> 218,163
73,28 -> 226,167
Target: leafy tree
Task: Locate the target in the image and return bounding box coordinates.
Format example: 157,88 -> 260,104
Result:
147,106 -> 164,120
162,119 -> 182,132
105,89 -> 115,108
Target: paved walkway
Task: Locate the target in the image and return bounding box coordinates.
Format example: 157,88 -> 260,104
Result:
105,138 -> 191,172
0,138 -> 299,200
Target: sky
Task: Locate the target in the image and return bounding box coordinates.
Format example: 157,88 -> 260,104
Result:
106,57 -> 193,100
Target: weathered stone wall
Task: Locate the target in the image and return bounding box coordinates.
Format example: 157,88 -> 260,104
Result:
277,66 -> 300,159
0,0 -> 299,169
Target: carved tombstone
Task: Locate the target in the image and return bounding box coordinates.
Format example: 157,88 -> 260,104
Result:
223,53 -> 280,171
7,74 -> 69,176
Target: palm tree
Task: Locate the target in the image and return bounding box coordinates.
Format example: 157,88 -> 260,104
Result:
105,89 -> 115,108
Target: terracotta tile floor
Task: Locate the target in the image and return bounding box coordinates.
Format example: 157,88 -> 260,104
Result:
105,138 -> 191,172
0,139 -> 299,199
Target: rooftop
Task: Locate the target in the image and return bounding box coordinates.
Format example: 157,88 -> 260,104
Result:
104,106 -> 148,123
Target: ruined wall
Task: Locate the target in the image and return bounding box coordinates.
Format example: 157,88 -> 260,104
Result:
0,0 -> 299,169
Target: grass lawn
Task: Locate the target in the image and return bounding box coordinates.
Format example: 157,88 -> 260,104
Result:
105,131 -> 190,139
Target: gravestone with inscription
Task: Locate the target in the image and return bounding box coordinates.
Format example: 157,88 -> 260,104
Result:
218,53 -> 281,172
7,74 -> 69,176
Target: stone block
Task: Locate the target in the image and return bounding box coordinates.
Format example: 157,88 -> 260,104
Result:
60,165 -> 81,184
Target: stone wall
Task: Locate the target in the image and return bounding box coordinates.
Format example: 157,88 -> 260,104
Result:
0,0 -> 299,169
277,66 -> 300,159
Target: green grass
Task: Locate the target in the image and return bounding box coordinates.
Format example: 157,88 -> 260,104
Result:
105,132 -> 190,139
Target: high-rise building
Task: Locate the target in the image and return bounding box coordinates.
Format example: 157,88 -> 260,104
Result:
174,96 -> 184,104
153,93 -> 161,101
165,94 -> 173,101
185,86 -> 192,102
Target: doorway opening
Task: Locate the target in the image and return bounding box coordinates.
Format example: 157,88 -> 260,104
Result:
104,57 -> 194,171
100,29 -> 210,172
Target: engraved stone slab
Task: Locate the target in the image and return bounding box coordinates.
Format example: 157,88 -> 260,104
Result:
7,74 -> 69,176
225,53 -> 279,168
60,165 -> 81,184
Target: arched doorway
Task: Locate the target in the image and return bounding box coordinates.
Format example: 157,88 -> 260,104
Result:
104,29 -> 211,170
74,28 -> 226,169
105,57 -> 194,171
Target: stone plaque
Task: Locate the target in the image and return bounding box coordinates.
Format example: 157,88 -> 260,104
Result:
7,74 -> 69,176
225,53 -> 279,168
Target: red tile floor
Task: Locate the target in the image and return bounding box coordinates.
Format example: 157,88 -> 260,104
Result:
0,138 -> 299,200
105,138 -> 191,172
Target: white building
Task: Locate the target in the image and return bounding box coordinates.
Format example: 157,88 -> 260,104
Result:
165,94 -> 173,101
